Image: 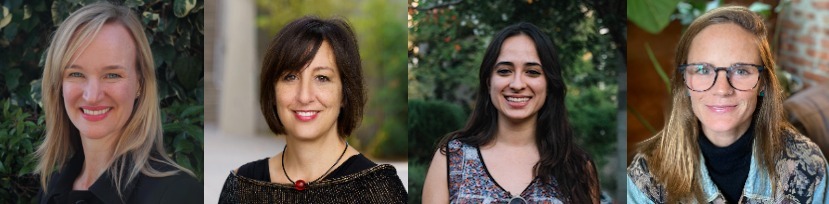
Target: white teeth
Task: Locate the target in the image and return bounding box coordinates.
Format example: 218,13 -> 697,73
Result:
506,97 -> 530,102
82,108 -> 111,115
296,111 -> 317,117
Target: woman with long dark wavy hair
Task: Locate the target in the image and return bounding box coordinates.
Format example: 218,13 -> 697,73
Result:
422,22 -> 600,203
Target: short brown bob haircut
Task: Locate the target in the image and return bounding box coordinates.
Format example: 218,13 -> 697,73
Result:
259,16 -> 366,137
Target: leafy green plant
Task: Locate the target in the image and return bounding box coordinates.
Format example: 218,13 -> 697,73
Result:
407,161 -> 427,204
407,99 -> 465,163
161,100 -> 203,181
0,99 -> 43,203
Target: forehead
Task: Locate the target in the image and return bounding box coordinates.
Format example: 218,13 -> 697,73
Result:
688,23 -> 760,65
68,22 -> 137,69
496,34 -> 539,62
279,40 -> 338,75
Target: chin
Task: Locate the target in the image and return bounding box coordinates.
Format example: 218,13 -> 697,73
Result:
79,130 -> 112,140
700,121 -> 739,133
501,112 -> 534,121
286,127 -> 327,140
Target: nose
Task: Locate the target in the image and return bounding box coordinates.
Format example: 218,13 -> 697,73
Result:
296,77 -> 315,104
82,79 -> 102,103
508,73 -> 526,92
711,69 -> 734,96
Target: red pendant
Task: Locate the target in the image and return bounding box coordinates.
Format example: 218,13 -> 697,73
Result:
294,180 -> 307,191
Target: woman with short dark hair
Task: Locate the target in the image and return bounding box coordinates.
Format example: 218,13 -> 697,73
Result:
218,16 -> 407,203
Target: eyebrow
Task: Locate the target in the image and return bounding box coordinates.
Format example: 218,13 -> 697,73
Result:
495,61 -> 542,67
66,64 -> 127,70
306,66 -> 334,72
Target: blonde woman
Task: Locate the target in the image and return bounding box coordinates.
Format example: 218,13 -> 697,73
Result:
36,2 -> 200,203
627,6 -> 829,203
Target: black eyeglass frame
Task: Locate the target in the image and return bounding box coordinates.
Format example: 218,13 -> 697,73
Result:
679,62 -> 765,92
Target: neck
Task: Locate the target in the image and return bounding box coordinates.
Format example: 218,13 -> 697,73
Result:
282,128 -> 348,181
74,134 -> 118,190
701,121 -> 752,147
494,115 -> 537,147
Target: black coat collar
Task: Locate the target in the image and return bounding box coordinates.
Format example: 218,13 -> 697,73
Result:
42,152 -> 138,204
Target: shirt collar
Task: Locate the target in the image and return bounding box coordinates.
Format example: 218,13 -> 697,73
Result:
698,138 -> 773,202
43,152 -> 138,204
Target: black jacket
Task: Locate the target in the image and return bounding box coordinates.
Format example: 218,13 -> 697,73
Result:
38,153 -> 202,204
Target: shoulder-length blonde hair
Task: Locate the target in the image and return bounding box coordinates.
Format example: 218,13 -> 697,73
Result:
638,6 -> 791,202
37,1 -> 193,197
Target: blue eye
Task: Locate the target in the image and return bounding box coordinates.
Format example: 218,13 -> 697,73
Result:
68,72 -> 84,78
695,65 -> 711,75
105,73 -> 122,79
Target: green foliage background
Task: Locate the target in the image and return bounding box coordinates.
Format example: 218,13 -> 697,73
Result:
0,0 -> 203,202
408,0 -> 625,202
255,0 -> 408,159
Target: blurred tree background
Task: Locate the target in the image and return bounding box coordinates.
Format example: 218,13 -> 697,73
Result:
255,0 -> 408,159
0,0 -> 203,202
407,0 -> 625,203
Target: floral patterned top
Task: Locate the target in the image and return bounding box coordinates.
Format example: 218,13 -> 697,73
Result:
447,139 -> 564,204
627,129 -> 829,203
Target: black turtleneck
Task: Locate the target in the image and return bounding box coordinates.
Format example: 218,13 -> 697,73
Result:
698,124 -> 754,203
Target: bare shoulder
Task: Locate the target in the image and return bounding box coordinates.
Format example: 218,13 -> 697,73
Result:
422,149 -> 449,203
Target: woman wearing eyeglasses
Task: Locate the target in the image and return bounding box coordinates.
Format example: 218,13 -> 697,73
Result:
627,6 -> 829,203
421,22 -> 601,204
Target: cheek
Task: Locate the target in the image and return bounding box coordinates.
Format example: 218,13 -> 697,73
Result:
529,79 -> 547,96
324,84 -> 344,108
488,77 -> 507,93
274,85 -> 291,108
741,93 -> 759,109
61,83 -> 84,104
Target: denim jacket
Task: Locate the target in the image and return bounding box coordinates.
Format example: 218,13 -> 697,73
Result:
627,130 -> 829,203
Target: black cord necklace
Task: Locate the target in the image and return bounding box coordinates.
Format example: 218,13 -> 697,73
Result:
282,141 -> 349,191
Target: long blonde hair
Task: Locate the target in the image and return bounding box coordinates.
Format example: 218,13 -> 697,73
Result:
638,6 -> 790,202
37,1 -> 193,199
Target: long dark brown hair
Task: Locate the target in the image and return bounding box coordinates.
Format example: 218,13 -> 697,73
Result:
436,22 -> 599,203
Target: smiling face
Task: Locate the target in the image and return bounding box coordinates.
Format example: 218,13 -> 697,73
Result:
688,23 -> 760,141
62,22 -> 140,141
275,41 -> 343,140
489,34 -> 547,123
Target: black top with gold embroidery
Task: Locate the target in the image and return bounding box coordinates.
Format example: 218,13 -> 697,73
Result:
218,161 -> 407,203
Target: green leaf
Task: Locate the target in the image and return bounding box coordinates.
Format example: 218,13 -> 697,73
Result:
173,55 -> 198,90
3,69 -> 21,90
3,21 -> 18,41
627,0 -> 680,34
0,6 -> 12,29
173,0 -> 196,18
645,42 -> 671,93
175,156 -> 192,171
628,104 -> 657,135
181,105 -> 202,117
174,134 -> 193,152
124,0 -> 143,8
